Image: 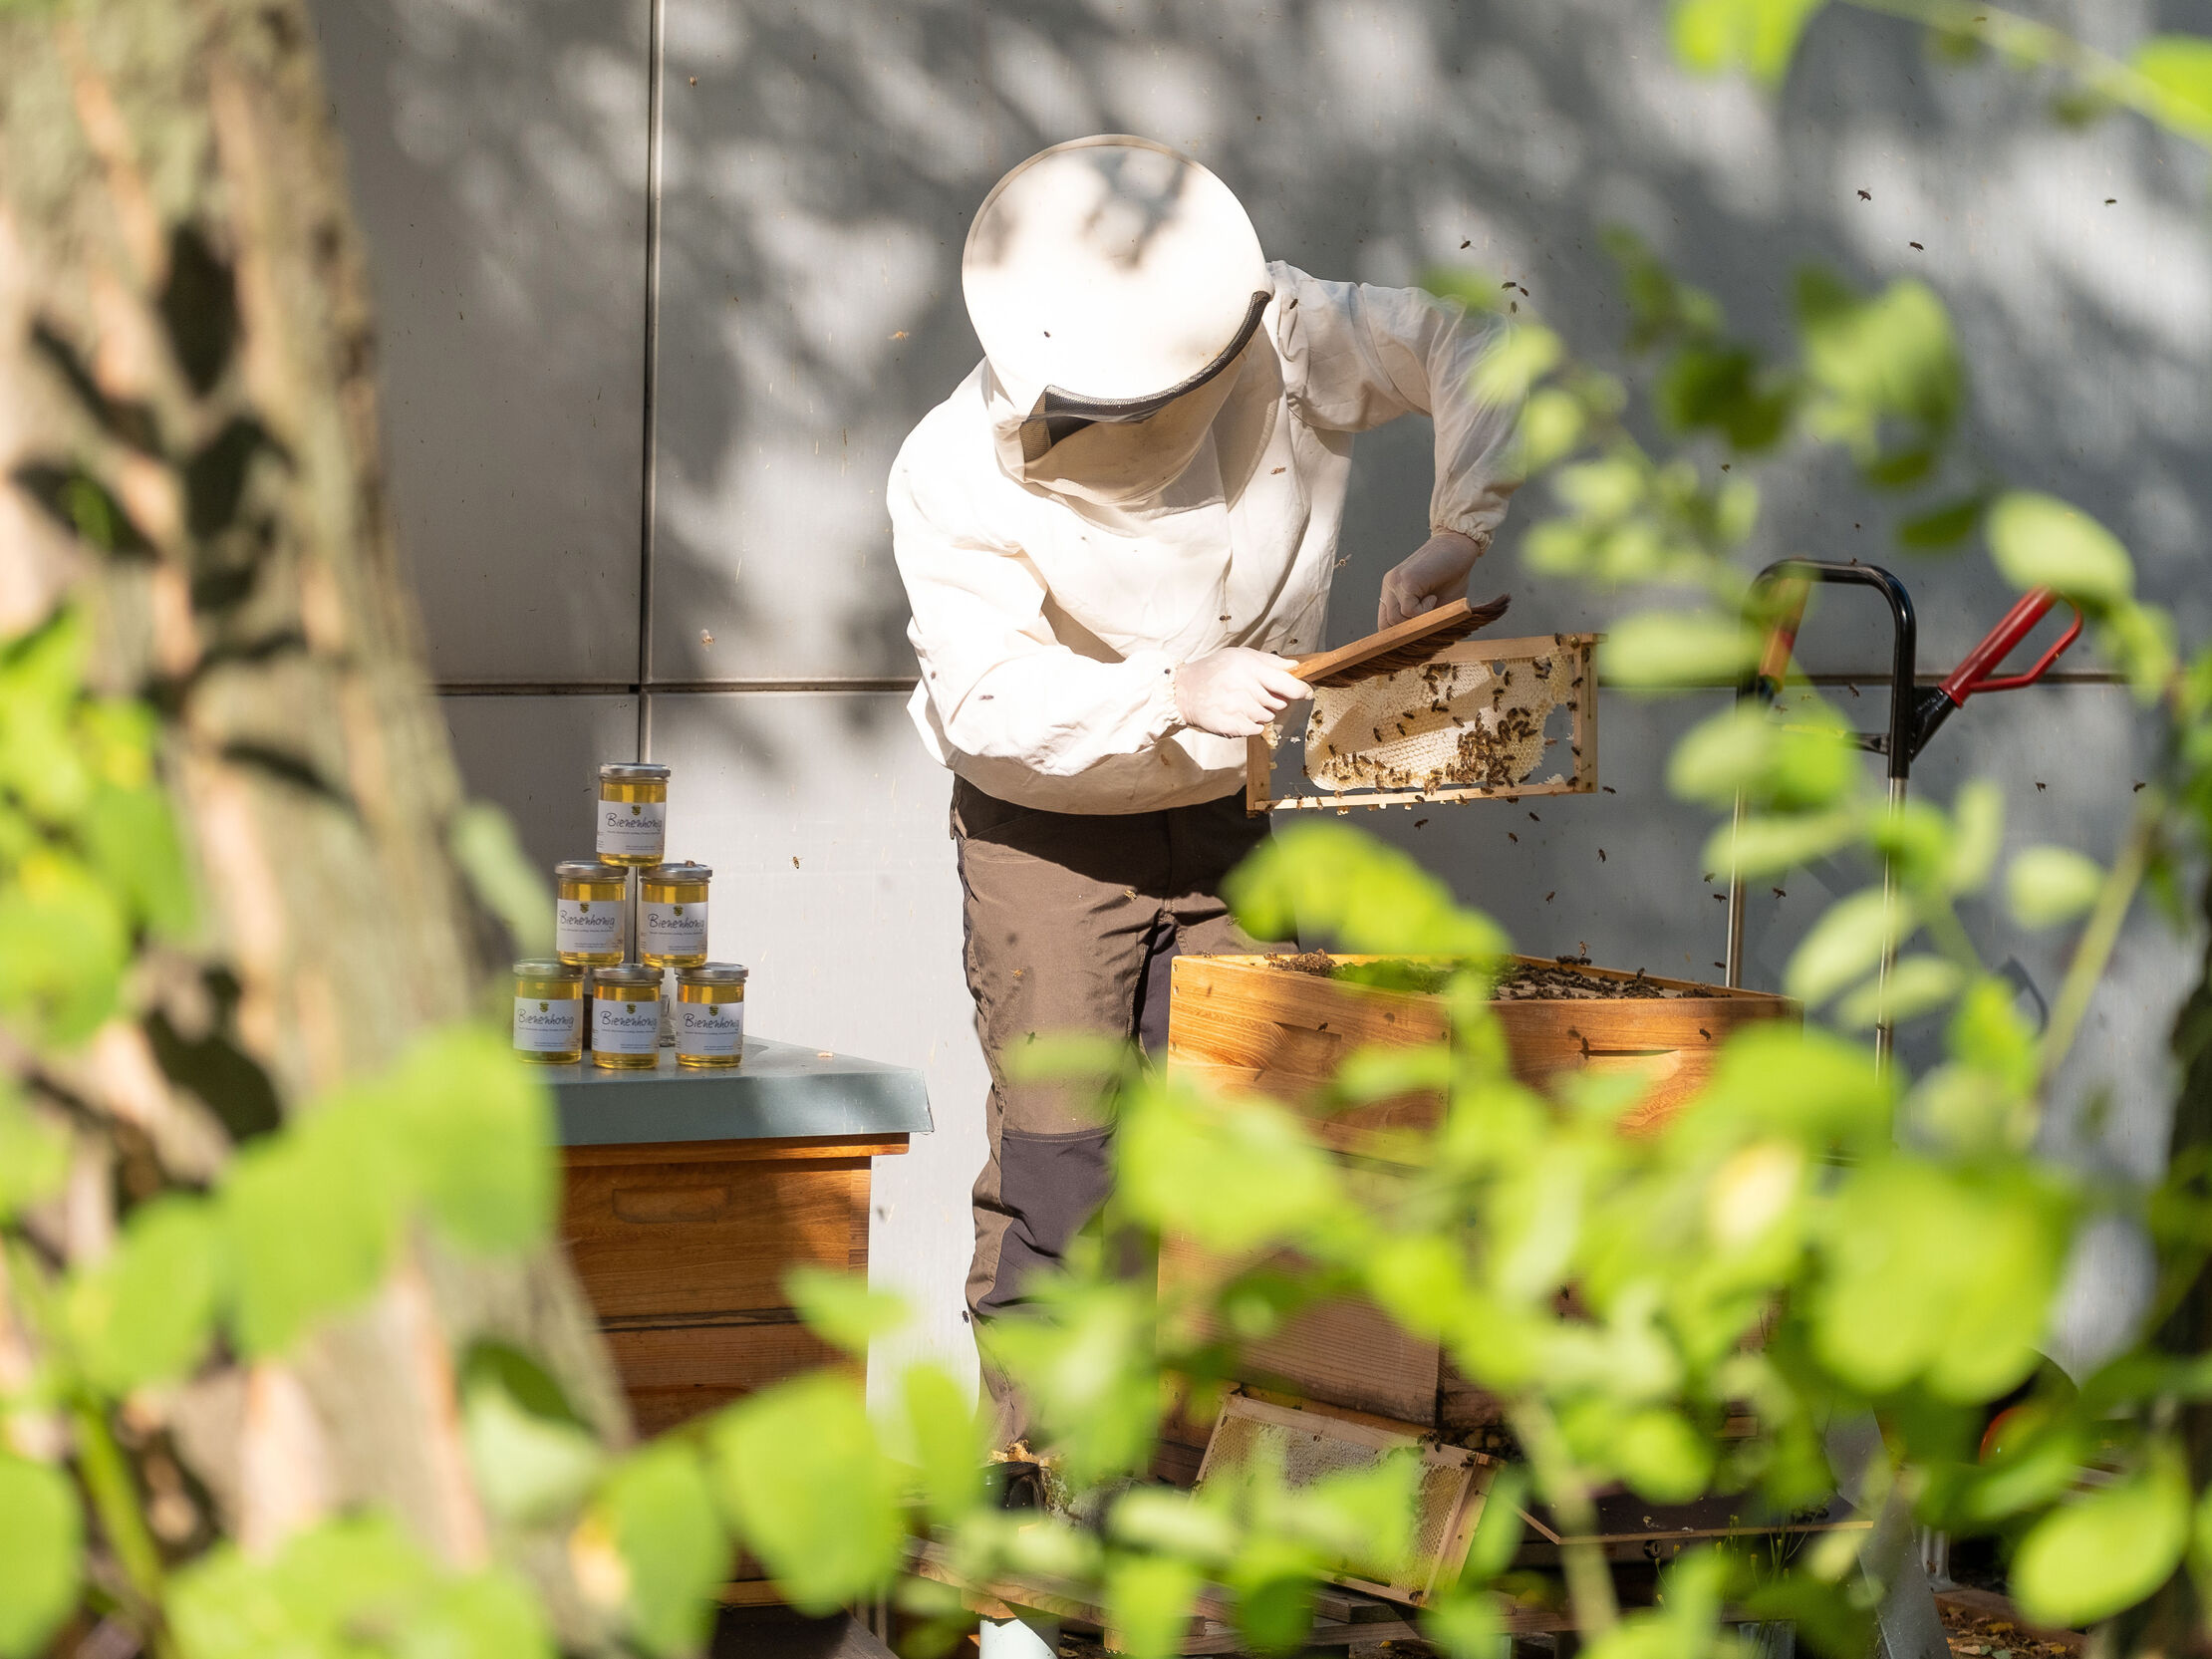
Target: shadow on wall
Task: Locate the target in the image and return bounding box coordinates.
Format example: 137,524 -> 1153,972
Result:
313,0 -> 658,688
651,0 -> 2212,707
644,0 -> 2210,1202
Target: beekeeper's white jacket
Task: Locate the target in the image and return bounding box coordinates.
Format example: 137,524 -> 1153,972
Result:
890,262 -> 1520,814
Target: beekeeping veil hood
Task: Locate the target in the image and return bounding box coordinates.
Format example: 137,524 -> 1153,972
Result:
964,137 -> 1270,505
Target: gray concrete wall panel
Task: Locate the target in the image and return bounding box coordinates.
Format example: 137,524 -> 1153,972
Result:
438,693 -> 643,874
314,0 -> 650,685
340,0 -> 2212,1402
647,692 -> 988,1399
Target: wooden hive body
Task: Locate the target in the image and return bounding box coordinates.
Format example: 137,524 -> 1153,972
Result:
1159,955 -> 1797,1440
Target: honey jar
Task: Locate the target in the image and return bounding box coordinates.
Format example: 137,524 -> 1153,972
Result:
597,762 -> 671,867
674,964 -> 747,1068
511,961 -> 584,1064
554,860 -> 628,966
590,963 -> 664,1070
640,862 -> 710,968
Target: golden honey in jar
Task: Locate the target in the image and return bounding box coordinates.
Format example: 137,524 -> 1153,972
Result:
590,962 -> 664,1070
511,960 -> 584,1064
554,860 -> 628,966
674,963 -> 747,1068
597,762 -> 671,867
640,861 -> 710,968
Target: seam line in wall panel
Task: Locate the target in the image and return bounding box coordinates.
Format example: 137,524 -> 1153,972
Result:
633,0 -> 667,761
434,679 -> 925,695
433,671 -> 2135,697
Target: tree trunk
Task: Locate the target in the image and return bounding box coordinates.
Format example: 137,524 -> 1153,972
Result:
0,0 -> 624,1632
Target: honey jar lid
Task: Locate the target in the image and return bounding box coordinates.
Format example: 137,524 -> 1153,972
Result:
644,861 -> 712,883
678,963 -> 749,985
599,762 -> 672,783
555,860 -> 628,882
591,962 -> 664,989
513,959 -> 583,980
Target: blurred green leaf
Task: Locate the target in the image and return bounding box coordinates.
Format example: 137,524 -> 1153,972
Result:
222,1107 -> 400,1357
65,1194 -> 222,1394
1602,225 -> 1724,349
1603,612 -> 1759,691
382,1027 -> 556,1255
1948,978 -> 2039,1095
708,1373 -> 904,1615
1942,779 -> 2005,894
2012,1440 -> 2188,1626
1119,1082 -> 1340,1255
1657,344 -> 1795,449
1693,1024 -> 1891,1144
1474,325 -> 1562,406
985,1279 -> 1160,1488
1786,888 -> 1899,1005
600,1442 -> 727,1658
0,1088 -> 67,1221
2006,845 -> 2103,928
1896,490 -> 1990,551
902,1362 -> 983,1526
450,803 -> 554,957
1704,807 -> 1860,878
0,1456 -> 80,1659
1106,1553 -> 1206,1659
1797,271 -> 1960,479
0,851 -> 130,1045
1227,822 -> 1507,959
1812,1158 -> 2068,1400
1669,702 -> 1856,810
170,1514 -> 554,1659
0,612 -> 92,823
1517,388 -> 1586,470
462,1374 -> 604,1526
1111,1489 -> 1240,1565
786,1265 -> 910,1357
1835,955 -> 1963,1030
1551,453 -> 1645,521
1987,492 -> 2133,608
1420,1589 -> 1502,1659
82,782 -> 195,940
1670,0 -> 1828,84
1227,1532 -> 1322,1657
1460,1464 -> 1528,1585
1609,1407 -> 1715,1503
2133,35 -> 2212,142
1953,1408 -> 2090,1524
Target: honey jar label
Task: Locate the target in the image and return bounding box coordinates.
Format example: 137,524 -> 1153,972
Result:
594,998 -> 661,1055
557,899 -> 624,954
677,1000 -> 744,1057
598,798 -> 667,857
511,996 -> 581,1052
643,902 -> 707,958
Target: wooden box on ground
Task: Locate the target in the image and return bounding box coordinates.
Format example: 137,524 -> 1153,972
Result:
552,1039 -> 932,1436
1160,955 -> 1795,1441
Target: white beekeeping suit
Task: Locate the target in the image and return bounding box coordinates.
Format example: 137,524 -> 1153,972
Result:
885,137 -> 1523,1458
892,138 -> 1521,813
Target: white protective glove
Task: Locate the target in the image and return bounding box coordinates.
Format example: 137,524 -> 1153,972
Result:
1378,529 -> 1486,630
1173,647 -> 1312,738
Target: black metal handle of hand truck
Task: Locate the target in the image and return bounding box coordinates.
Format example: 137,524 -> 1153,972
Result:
1725,561 -> 2083,1065
1742,559 -> 1919,782
1727,561 -> 1917,1064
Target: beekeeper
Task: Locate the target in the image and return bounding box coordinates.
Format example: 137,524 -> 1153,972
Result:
890,136 -> 1521,1439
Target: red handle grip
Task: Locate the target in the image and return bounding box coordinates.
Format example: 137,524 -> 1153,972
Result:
1750,572 -> 1813,702
1938,588 -> 2082,704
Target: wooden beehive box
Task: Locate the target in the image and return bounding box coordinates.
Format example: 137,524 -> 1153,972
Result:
1159,954 -> 1796,1439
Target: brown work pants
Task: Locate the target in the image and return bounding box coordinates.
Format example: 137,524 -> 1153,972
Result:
952,777 -> 1281,1440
